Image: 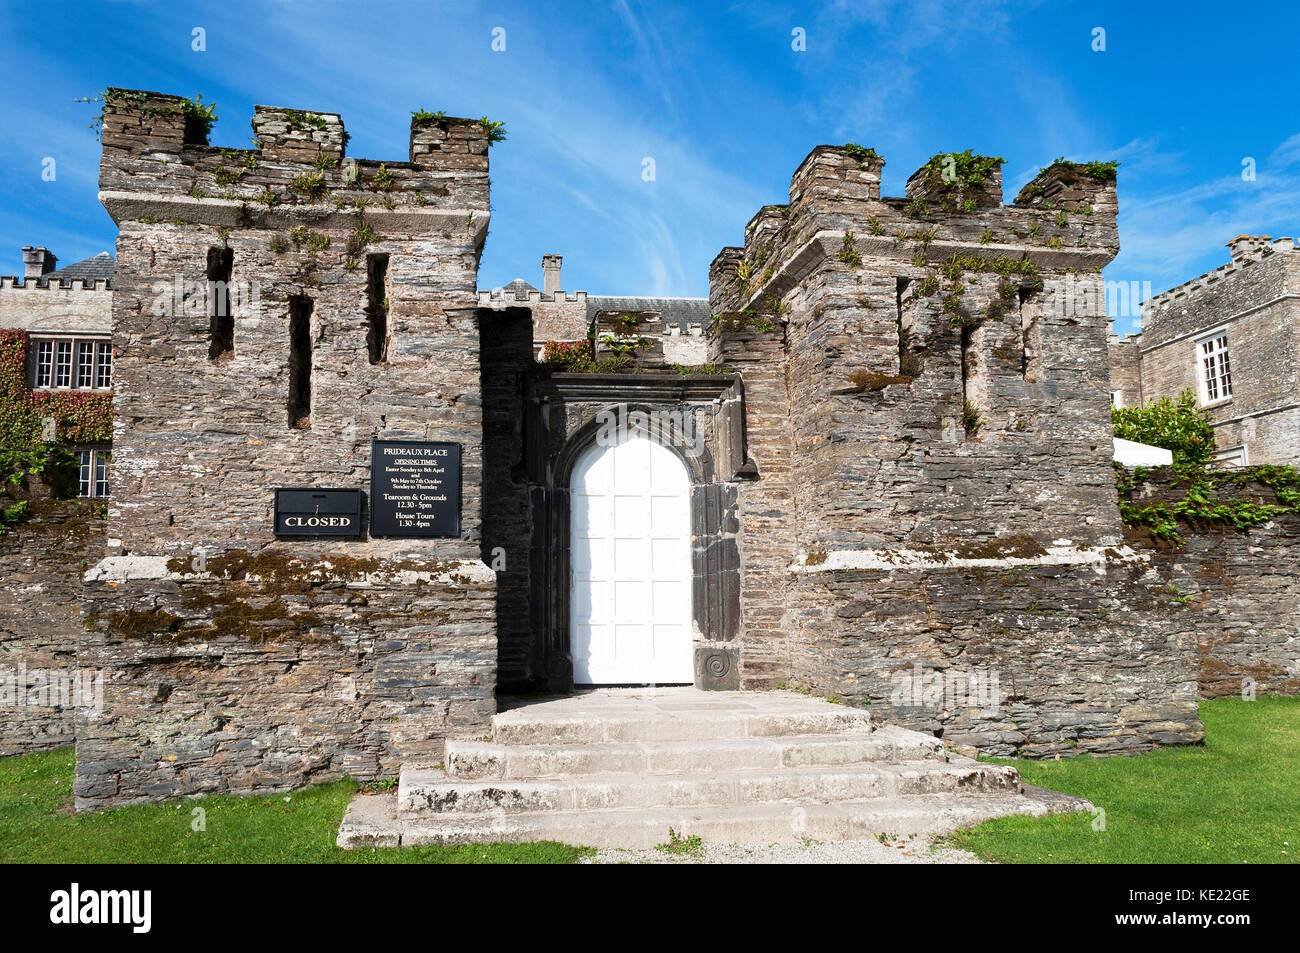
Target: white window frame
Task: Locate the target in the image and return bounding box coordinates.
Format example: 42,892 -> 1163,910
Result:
33,340 -> 54,388
1213,445 -> 1248,468
1195,329 -> 1233,407
75,447 -> 110,498
1111,389 -> 1124,408
28,334 -> 112,392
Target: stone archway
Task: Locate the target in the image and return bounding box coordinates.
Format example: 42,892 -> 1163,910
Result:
569,430 -> 694,685
528,378 -> 752,692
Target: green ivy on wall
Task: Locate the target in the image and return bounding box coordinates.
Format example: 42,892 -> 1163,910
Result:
0,329 -> 113,530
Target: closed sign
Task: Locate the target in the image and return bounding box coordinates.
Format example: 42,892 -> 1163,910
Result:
274,488 -> 363,537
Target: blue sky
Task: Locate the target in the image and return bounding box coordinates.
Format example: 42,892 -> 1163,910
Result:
1,0 -> 1297,335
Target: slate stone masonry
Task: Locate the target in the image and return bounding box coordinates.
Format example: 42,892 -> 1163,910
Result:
75,90 -> 498,809
707,146 -> 1207,754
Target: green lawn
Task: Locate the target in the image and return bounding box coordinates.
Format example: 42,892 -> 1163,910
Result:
951,695 -> 1300,864
5,697 -> 1295,864
0,750 -> 589,864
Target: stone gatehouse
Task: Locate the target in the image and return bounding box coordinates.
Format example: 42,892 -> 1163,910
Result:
4,89 -> 1300,810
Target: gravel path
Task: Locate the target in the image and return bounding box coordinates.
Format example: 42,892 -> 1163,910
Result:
583,835 -> 984,864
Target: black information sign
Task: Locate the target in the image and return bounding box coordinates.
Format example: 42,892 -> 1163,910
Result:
369,440 -> 462,538
273,488 -> 363,537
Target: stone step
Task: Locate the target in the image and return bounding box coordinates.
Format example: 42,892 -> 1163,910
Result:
445,725 -> 946,780
398,760 -> 1020,816
490,700 -> 874,745
340,784 -> 1092,850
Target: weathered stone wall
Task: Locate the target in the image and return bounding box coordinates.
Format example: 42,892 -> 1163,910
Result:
1135,238 -> 1300,463
98,91 -> 491,553
709,325 -> 796,689
1123,468 -> 1300,699
706,146 -> 1209,753
1108,333 -> 1143,408
478,287 -> 589,346
712,147 -> 1123,552
0,278 -> 113,333
788,556 -> 1203,757
76,553 -> 495,810
78,89 -> 499,808
0,495 -> 104,756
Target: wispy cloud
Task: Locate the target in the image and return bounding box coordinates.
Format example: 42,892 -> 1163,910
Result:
1103,133 -> 1300,333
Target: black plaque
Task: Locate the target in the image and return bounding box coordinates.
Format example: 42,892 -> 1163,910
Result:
273,488 -> 362,537
369,440 -> 462,538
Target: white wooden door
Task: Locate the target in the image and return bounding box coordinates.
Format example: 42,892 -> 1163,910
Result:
570,433 -> 694,684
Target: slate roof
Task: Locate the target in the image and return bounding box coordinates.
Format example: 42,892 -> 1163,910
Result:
40,251 -> 115,287
495,277 -> 537,298
586,295 -> 711,330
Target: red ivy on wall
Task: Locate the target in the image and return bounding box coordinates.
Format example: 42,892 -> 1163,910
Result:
0,328 -> 113,446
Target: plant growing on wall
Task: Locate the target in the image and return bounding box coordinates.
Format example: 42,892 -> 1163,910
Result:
477,118 -> 507,144
0,330 -> 106,531
76,90 -> 218,142
1112,393 -> 1300,541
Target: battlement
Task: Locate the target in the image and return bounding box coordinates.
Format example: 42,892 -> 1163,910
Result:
0,276 -> 110,291
477,288 -> 588,308
98,88 -> 492,229
712,144 -> 1119,313
1141,235 -> 1296,317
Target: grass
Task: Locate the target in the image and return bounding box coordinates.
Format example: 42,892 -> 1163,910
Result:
6,697 -> 1294,864
0,749 -> 589,864
951,696 -> 1300,864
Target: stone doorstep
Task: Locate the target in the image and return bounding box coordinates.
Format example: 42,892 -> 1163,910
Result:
336,689 -> 1092,850
338,786 -> 1093,851
445,727 -> 946,780
490,696 -> 875,745
397,761 -> 1022,816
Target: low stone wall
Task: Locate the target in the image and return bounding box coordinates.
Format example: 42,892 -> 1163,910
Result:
1124,468 -> 1300,699
0,497 -> 104,756
787,546 -> 1204,757
76,550 -> 496,811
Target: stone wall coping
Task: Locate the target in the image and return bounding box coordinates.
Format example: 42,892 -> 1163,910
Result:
84,555 -> 496,586
791,543 -> 1145,574
1139,292 -> 1300,354
97,190 -> 490,240
734,228 -> 1114,313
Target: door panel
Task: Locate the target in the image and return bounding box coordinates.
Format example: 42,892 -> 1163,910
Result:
571,432 -> 693,684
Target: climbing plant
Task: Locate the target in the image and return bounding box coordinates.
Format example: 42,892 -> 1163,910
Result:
0,330 -> 111,528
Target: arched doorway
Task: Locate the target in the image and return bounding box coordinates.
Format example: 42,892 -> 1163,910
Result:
569,431 -> 694,684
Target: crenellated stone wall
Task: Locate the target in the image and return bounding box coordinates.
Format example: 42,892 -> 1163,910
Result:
76,89 -> 499,808
707,146 -> 1212,754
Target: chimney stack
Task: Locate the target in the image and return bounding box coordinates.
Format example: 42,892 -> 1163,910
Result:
21,246 -> 57,281
542,254 -> 562,294
1226,235 -> 1271,262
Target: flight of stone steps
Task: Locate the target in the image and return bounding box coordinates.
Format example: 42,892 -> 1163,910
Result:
337,689 -> 1091,850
